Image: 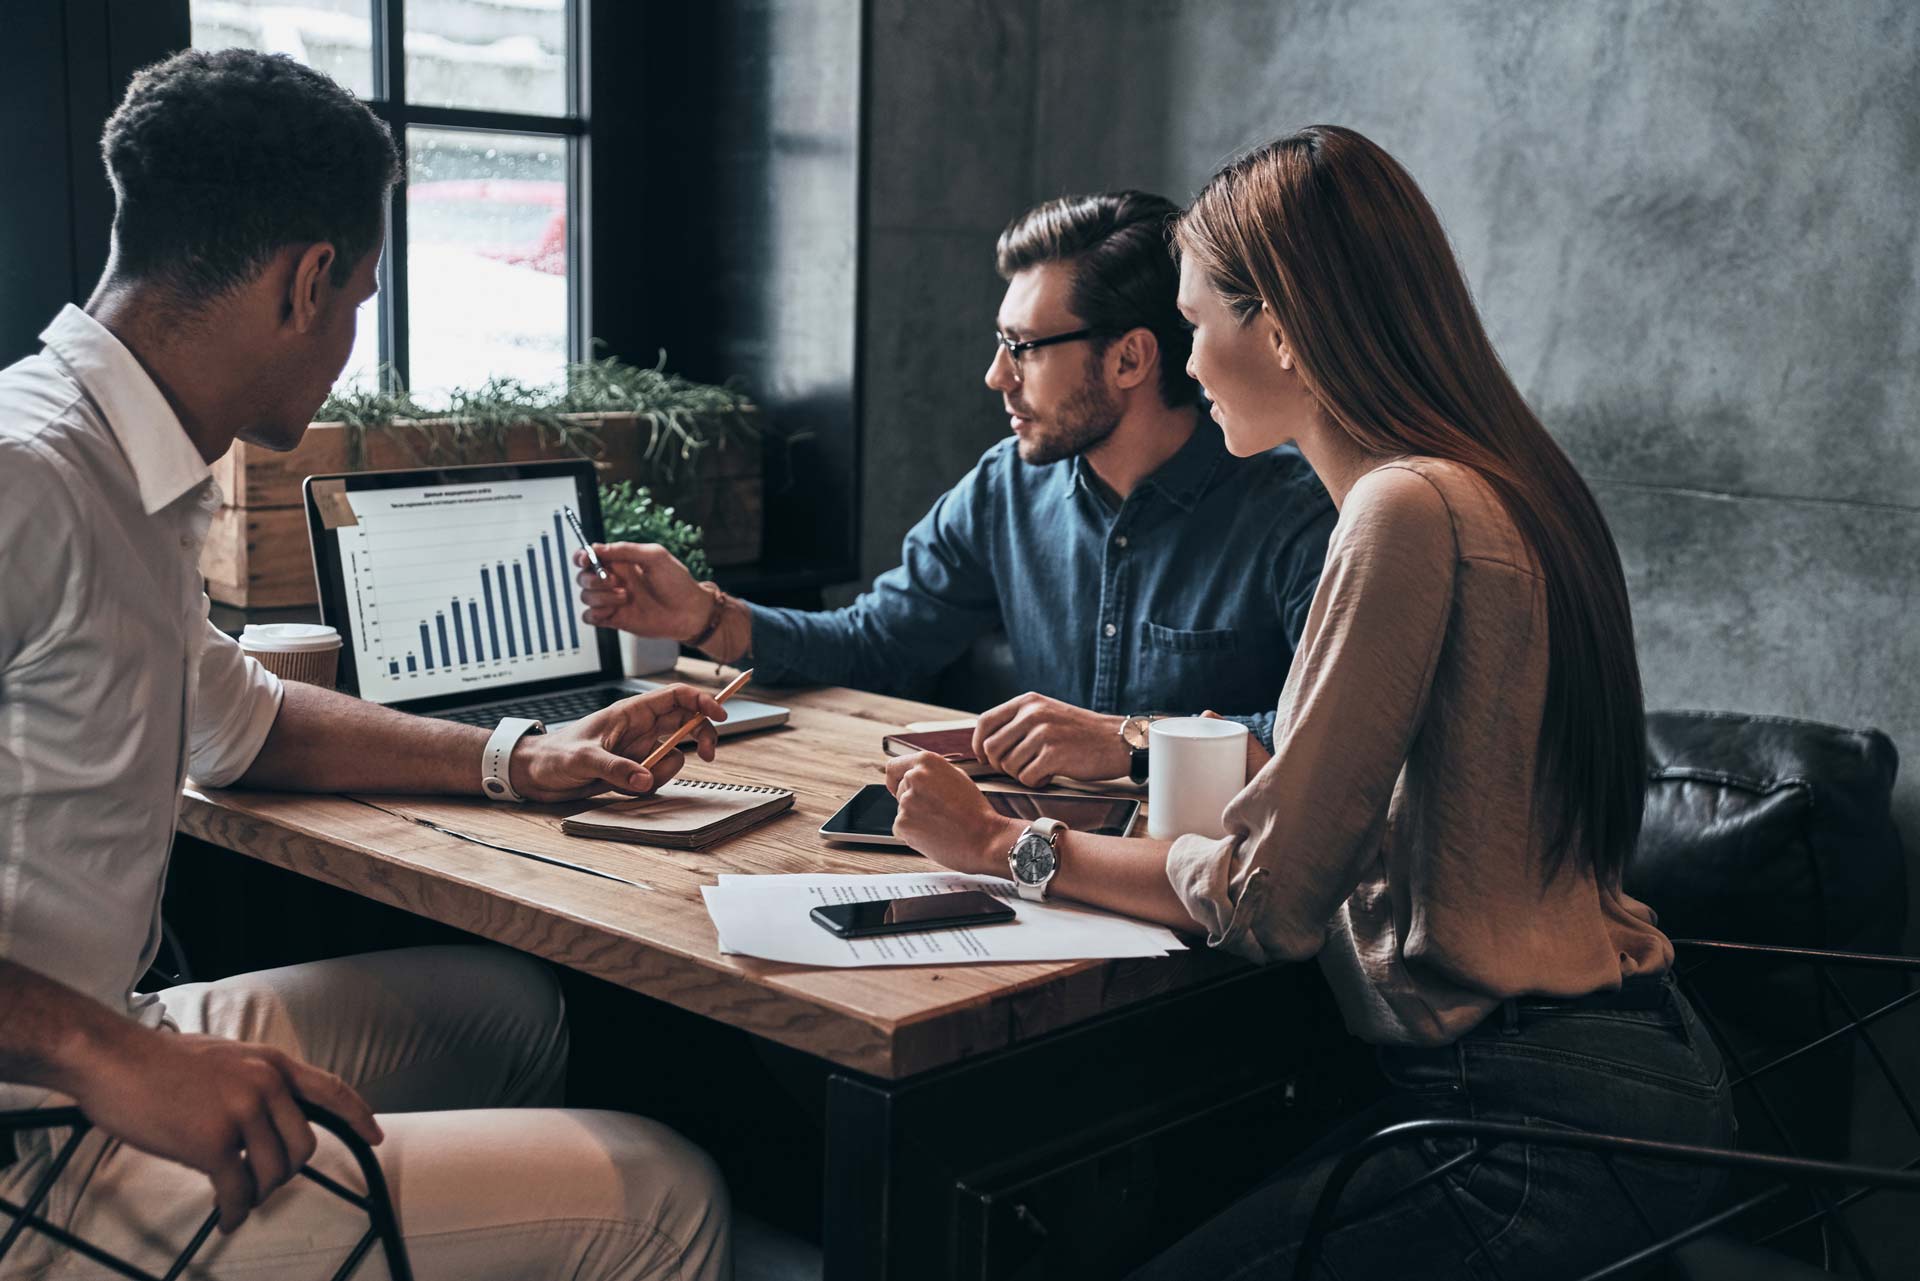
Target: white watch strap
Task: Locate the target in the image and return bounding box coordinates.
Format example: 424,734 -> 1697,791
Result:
1013,817 -> 1066,901
482,717 -> 545,802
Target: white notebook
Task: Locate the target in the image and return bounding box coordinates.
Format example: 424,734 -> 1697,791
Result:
561,779 -> 794,849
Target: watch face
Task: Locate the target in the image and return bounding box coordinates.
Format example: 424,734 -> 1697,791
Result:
1121,717 -> 1151,750
1012,832 -> 1057,884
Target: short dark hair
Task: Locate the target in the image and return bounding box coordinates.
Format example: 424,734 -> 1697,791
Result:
994,191 -> 1197,408
101,49 -> 400,301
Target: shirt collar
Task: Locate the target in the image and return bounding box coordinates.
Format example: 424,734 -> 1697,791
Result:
1074,417 -> 1226,513
40,304 -> 211,515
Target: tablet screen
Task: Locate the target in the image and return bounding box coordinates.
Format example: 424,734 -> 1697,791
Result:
819,783 -> 912,840
819,783 -> 1139,844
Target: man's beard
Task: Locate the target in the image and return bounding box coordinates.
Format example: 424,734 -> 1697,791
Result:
1013,359 -> 1122,466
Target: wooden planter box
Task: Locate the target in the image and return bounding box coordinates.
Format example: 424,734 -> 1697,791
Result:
202,412 -> 763,608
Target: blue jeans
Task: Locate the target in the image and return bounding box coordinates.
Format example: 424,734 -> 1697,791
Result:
1131,976 -> 1737,1280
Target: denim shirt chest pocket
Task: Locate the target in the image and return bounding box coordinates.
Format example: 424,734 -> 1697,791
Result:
1132,620 -> 1282,714
1141,621 -> 1241,653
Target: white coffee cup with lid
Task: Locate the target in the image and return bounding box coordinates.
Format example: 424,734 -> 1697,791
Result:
238,623 -> 343,689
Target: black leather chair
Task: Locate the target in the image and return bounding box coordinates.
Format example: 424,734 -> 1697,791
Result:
1626,710 -> 1905,954
1295,711 -> 1911,1279
1293,938 -> 1920,1281
0,1102 -> 412,1280
1625,711 -> 1906,1169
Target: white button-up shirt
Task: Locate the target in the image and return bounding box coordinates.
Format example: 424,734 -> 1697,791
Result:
0,305 -> 283,1052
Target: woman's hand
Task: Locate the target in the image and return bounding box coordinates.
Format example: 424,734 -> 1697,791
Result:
885,751 -> 1023,875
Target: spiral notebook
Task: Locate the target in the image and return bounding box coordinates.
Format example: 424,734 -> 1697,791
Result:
560,780 -> 795,849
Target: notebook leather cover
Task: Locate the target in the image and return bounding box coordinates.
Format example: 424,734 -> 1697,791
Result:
881,727 -> 997,776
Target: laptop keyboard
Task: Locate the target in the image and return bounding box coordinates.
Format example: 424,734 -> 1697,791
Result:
436,684 -> 635,728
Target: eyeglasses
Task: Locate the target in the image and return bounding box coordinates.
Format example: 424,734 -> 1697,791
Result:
992,327 -> 1103,375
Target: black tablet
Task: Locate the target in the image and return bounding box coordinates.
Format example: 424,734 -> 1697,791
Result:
819,783 -> 1141,848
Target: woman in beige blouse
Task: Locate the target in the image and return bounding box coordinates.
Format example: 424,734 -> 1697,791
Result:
887,125 -> 1736,1278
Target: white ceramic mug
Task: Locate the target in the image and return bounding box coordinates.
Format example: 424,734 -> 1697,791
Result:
238,623 -> 343,689
1146,717 -> 1249,840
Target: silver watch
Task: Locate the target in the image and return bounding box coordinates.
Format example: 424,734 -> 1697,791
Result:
482,717 -> 545,802
1007,817 -> 1065,902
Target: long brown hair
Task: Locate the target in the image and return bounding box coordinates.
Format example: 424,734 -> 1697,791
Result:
1176,125 -> 1645,885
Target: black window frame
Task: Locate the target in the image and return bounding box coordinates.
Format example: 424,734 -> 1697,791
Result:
359,0 -> 590,392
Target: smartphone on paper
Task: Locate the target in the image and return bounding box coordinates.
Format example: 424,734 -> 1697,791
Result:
818,783 -> 1140,848
809,889 -> 1017,939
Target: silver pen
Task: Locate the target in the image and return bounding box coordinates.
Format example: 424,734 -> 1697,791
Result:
562,505 -> 610,580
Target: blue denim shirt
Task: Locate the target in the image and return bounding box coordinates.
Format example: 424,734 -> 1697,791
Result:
748,423 -> 1335,749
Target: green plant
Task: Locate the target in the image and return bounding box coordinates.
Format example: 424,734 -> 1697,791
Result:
560,351 -> 759,488
598,480 -> 710,580
316,350 -> 759,483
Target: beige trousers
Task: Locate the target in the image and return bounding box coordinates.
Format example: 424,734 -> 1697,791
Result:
1,946 -> 731,1280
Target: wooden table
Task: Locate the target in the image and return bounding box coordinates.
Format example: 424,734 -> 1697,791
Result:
178,661 -> 1330,1278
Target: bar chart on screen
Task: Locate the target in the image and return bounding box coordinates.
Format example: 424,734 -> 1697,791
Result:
333,475 -> 603,704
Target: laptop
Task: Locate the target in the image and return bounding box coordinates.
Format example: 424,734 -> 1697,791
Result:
302,459 -> 789,735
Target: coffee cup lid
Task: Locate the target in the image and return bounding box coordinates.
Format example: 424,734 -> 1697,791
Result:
240,623 -> 342,653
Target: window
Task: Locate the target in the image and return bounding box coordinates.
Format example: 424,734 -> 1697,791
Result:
191,0 -> 584,402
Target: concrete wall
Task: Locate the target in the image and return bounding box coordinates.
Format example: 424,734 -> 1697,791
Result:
860,0 -> 1920,855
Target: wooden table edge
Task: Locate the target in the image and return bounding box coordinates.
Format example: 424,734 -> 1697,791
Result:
180,787 -> 1234,1079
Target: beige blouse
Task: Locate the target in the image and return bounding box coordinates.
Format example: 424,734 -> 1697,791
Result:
1166,457 -> 1671,1046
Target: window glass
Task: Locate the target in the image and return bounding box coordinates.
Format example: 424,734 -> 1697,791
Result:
192,1 -> 578,401
190,0 -> 374,98
405,128 -> 569,402
332,294 -> 383,400
405,0 -> 567,115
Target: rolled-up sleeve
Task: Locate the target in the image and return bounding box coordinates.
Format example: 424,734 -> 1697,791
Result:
187,612 -> 284,786
1165,467 -> 1459,964
1220,710 -> 1277,755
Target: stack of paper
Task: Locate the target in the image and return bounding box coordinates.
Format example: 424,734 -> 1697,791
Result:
700,871 -> 1186,967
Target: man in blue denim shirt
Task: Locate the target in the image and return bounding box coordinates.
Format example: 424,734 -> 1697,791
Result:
579,192 -> 1333,785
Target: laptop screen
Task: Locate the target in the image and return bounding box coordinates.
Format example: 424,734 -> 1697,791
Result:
305,460 -> 621,710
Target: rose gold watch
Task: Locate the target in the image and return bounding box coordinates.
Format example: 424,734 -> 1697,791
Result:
1120,713 -> 1163,785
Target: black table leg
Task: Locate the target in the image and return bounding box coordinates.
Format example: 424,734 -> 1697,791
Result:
819,965 -> 1360,1280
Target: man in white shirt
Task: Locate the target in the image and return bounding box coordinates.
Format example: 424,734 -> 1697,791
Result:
0,49 -> 729,1279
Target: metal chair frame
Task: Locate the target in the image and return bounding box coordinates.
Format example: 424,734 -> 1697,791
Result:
1292,940 -> 1920,1281
0,1101 -> 413,1281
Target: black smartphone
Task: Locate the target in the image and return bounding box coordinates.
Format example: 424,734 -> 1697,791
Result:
818,783 -> 1141,847
810,889 -> 1017,939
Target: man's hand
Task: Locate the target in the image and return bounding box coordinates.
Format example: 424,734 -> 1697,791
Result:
67,1025 -> 381,1234
972,693 -> 1130,788
1200,710 -> 1273,776
575,543 -> 709,640
885,751 -> 1023,875
509,683 -> 726,801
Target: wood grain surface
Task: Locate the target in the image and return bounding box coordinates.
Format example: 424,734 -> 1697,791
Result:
179,662 -> 1234,1078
